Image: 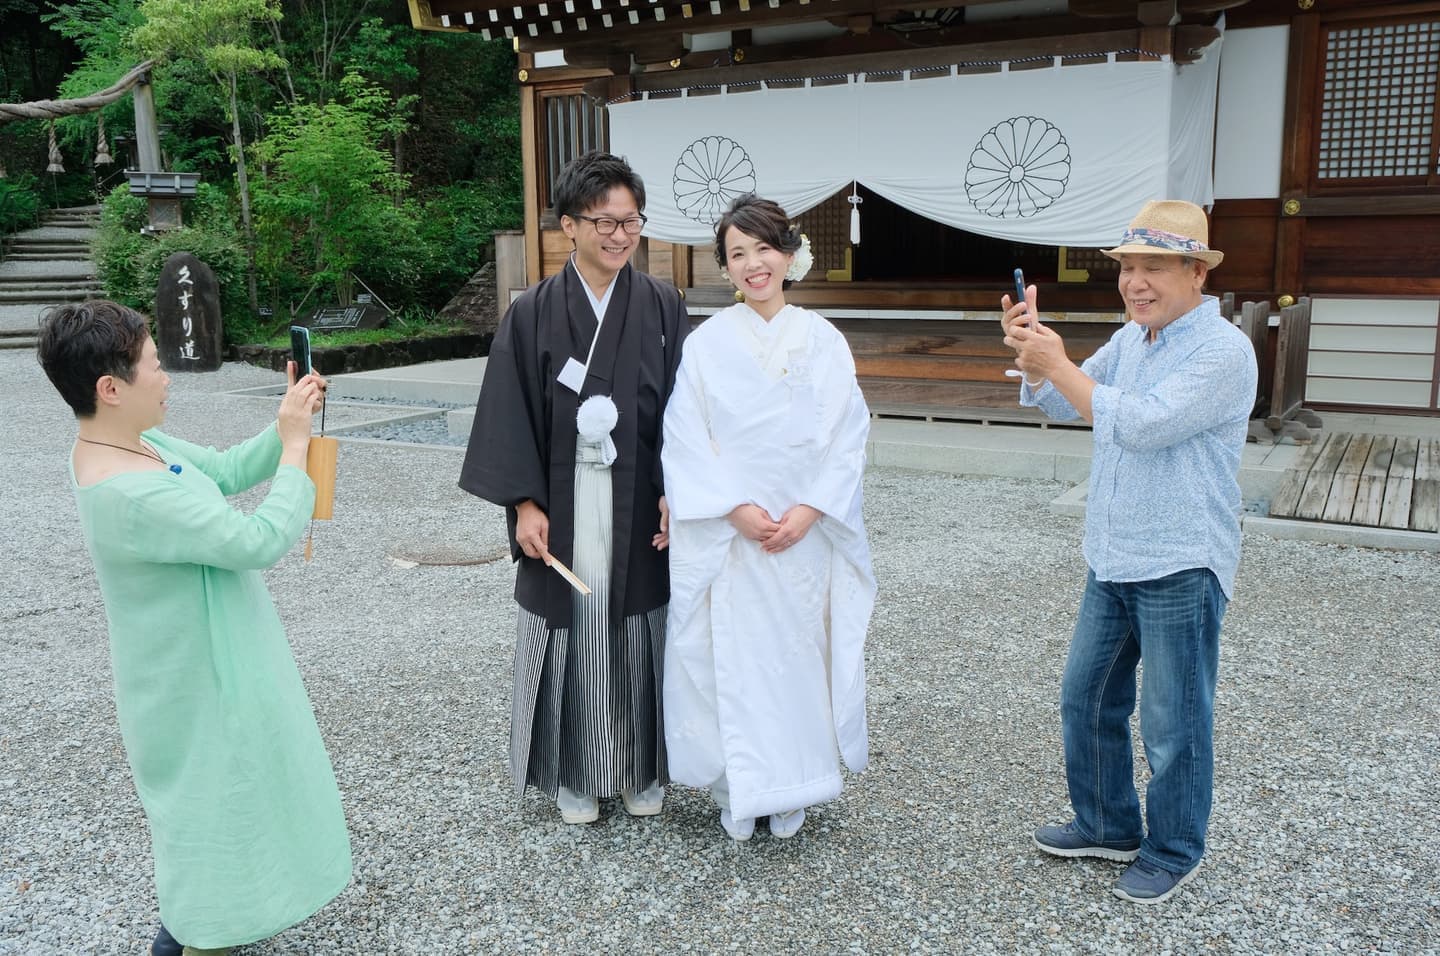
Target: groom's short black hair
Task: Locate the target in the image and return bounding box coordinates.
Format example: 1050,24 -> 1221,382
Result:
553,151 -> 646,219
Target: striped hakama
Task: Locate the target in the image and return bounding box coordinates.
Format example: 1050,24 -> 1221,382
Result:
509,436 -> 668,798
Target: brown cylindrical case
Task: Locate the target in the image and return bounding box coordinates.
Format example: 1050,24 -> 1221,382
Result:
306,436 -> 338,520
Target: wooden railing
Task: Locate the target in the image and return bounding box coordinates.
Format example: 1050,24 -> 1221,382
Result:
1225,292 -> 1322,444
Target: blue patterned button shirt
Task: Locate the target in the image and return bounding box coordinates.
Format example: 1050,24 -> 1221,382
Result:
1022,295 -> 1258,597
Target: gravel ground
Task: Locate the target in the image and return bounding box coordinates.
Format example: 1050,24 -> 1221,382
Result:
2,351 -> 1438,954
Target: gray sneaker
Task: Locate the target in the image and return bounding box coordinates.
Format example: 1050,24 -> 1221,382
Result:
1033,821 -> 1141,862
1113,858 -> 1200,904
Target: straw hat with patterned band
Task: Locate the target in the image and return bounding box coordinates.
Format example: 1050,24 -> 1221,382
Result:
1102,200 -> 1224,269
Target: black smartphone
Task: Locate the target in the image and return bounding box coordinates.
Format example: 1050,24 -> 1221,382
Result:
290,325 -> 312,378
1014,267 -> 1041,329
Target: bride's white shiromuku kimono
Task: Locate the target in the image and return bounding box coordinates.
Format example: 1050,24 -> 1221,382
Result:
662,302 -> 876,821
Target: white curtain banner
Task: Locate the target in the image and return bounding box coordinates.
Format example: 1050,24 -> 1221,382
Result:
609,33 -> 1223,248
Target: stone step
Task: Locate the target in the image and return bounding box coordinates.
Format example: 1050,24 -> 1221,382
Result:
0,281 -> 102,293
0,303 -> 44,333
6,240 -> 94,252
0,263 -> 100,281
0,288 -> 104,300
3,253 -> 92,261
9,232 -> 94,241
6,226 -> 98,243
4,249 -> 93,260
0,272 -> 99,283
0,288 -> 99,304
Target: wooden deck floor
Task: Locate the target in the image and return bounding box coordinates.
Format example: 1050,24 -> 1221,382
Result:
858,377 -> 1091,427
1269,432 -> 1440,531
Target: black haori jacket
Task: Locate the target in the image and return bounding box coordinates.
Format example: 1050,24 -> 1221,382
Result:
459,262 -> 688,628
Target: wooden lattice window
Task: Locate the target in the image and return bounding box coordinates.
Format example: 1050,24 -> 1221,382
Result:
1316,16 -> 1440,183
796,189 -> 854,277
1060,247 -> 1119,282
540,91 -> 607,211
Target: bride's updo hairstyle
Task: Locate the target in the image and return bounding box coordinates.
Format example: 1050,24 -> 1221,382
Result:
713,194 -> 803,288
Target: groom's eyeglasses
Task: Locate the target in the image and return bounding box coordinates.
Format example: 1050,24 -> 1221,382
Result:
573,214 -> 648,236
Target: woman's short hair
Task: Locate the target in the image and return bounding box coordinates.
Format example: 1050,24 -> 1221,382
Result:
552,151 -> 646,220
712,195 -> 803,272
36,300 -> 150,417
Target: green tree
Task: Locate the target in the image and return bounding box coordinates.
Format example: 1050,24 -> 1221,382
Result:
133,0 -> 286,314
252,74 -> 416,306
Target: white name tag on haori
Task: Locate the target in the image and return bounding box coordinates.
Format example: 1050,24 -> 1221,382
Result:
557,357 -> 587,394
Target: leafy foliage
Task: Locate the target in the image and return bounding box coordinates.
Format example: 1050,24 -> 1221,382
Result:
252,75 -> 416,305
92,183 -> 254,341
0,172 -> 42,237
133,0 -> 286,93
43,0 -> 144,155
30,0 -> 524,342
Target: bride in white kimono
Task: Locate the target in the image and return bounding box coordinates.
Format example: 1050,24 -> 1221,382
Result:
662,195 -> 876,841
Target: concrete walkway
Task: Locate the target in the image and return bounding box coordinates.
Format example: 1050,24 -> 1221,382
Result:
327,357 -> 1440,553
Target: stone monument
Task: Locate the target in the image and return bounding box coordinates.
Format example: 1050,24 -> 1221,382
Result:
155,252 -> 224,371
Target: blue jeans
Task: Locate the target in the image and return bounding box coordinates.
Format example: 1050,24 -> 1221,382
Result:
1060,567 -> 1226,873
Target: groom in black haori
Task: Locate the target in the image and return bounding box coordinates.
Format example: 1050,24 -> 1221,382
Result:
460,152 -> 688,824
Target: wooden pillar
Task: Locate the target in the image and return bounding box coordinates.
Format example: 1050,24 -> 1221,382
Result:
495,230 -> 527,320
132,73 -> 162,172
672,243 -> 692,289
520,67 -> 542,287
1275,12 -> 1320,298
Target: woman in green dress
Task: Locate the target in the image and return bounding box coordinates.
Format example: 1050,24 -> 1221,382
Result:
37,301 -> 352,956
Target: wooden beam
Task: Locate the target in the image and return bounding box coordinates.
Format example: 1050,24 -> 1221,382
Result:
561,49 -> 634,72
1069,0 -> 1247,16
408,0 -> 468,31
1275,195 -> 1440,218
1137,25 -> 1171,57
433,0 -> 1032,17
1175,23 -> 1220,58
511,0 -> 1049,53
630,28 -> 1146,90
1138,0 -> 1180,26
630,37 -> 690,64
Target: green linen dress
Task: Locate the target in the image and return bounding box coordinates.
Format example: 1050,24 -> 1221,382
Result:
71,424 -> 351,948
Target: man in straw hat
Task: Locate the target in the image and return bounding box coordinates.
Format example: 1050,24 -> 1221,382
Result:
1000,200 -> 1258,904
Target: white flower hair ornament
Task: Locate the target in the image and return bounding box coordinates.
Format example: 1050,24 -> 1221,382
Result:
785,232 -> 813,282
577,395 -> 619,466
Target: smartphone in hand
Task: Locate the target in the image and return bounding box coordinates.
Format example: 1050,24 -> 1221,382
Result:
290,325 -> 312,379
1014,268 -> 1042,330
